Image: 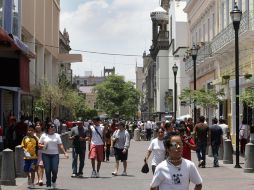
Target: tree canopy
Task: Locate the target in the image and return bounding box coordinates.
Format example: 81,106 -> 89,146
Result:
179,88 -> 224,109
240,88 -> 254,109
95,75 -> 140,119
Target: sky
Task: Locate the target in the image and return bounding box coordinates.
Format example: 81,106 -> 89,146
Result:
60,0 -> 160,83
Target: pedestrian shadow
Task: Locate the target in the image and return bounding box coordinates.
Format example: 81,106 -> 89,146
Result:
111,175 -> 135,177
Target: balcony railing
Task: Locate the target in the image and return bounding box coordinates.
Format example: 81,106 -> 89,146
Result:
185,42 -> 212,71
211,11 -> 252,53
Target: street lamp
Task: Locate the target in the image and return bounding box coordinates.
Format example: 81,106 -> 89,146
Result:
172,63 -> 178,120
230,2 -> 242,168
191,44 -> 198,124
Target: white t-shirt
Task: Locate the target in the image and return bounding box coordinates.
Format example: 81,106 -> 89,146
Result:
39,133 -> 62,155
148,138 -> 165,166
150,159 -> 202,190
90,124 -> 104,145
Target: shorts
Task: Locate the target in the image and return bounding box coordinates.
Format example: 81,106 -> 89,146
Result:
114,148 -> 128,162
24,159 -> 37,172
89,144 -> 104,161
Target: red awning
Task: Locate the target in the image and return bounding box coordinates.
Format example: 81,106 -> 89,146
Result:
0,27 -> 35,59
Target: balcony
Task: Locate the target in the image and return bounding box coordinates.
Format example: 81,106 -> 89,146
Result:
150,31 -> 169,59
185,42 -> 212,72
211,11 -> 253,54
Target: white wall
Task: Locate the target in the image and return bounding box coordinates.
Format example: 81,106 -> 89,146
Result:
156,50 -> 169,112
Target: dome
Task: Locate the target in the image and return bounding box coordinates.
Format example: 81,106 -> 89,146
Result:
150,6 -> 168,21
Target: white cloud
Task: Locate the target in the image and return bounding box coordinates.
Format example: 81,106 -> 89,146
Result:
60,0 -> 159,82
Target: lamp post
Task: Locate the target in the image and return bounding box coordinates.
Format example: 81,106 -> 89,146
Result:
172,63 -> 178,120
230,2 -> 242,168
191,44 -> 198,124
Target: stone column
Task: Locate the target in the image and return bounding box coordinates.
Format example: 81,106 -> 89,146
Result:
223,139 -> 233,164
1,149 -> 16,185
15,145 -> 26,177
243,143 -> 254,173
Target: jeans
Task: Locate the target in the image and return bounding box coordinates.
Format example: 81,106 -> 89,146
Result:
42,153 -> 59,187
72,148 -> 85,174
211,144 -> 220,166
196,142 -> 207,165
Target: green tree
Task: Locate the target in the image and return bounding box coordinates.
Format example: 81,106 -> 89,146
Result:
95,75 -> 140,119
240,88 -> 254,109
179,88 -> 224,109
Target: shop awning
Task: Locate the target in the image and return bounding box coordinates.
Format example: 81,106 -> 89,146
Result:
0,27 -> 35,59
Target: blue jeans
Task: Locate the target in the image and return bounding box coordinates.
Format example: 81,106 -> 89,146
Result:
212,144 -> 220,166
42,153 -> 59,187
72,148 -> 85,174
196,142 -> 207,165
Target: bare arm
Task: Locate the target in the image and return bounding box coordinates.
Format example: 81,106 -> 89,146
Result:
145,150 -> 152,161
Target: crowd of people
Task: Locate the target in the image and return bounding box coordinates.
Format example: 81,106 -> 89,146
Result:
144,115 -> 253,190
1,112 -> 254,190
17,116 -> 131,189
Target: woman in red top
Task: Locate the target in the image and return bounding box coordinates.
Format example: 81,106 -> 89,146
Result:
178,124 -> 196,160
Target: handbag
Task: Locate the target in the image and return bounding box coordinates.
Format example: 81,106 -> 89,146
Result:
141,162 -> 149,173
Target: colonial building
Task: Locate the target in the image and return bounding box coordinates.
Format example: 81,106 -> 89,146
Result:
142,0 -> 189,121
0,0 -> 82,125
184,0 -> 254,137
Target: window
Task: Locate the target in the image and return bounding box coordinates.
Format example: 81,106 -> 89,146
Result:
221,2 -> 225,29
208,18 -> 210,41
0,0 -> 3,27
12,0 -> 20,37
203,23 -> 205,42
212,13 -> 215,38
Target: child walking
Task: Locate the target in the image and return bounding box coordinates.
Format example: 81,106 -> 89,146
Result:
21,125 -> 38,188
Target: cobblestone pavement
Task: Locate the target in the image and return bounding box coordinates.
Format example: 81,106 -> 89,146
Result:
1,140 -> 254,190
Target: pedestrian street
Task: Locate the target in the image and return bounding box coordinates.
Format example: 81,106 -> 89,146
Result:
2,140 -> 254,190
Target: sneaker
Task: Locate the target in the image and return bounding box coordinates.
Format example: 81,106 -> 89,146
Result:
91,170 -> 97,178
29,183 -> 35,188
96,172 -> 100,178
71,173 -> 77,178
27,178 -> 32,185
112,171 -> 118,176
77,172 -> 83,177
52,182 -> 56,188
39,180 -> 43,186
198,160 -> 203,167
46,187 -> 52,190
121,171 -> 127,176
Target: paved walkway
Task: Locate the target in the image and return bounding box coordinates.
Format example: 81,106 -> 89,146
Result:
1,140 -> 254,190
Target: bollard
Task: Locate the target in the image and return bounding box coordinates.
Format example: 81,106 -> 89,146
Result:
243,143 -> 254,173
223,139 -> 233,164
15,145 -> 26,177
134,128 -> 140,141
1,149 -> 16,185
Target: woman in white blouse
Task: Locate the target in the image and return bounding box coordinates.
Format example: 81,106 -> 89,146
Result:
145,127 -> 166,174
39,122 -> 68,190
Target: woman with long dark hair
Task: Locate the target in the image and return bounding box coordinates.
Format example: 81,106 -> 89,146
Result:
38,122 -> 68,189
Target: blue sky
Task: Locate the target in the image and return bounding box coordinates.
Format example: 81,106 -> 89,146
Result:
60,0 -> 159,82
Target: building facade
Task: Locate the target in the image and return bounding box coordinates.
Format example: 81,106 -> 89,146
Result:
141,0 -> 189,121
184,0 -> 254,137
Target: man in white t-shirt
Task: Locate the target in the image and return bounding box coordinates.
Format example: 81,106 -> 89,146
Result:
150,134 -> 202,190
89,116 -> 106,178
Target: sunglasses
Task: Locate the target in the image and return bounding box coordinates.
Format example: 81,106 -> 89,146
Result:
169,142 -> 183,150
